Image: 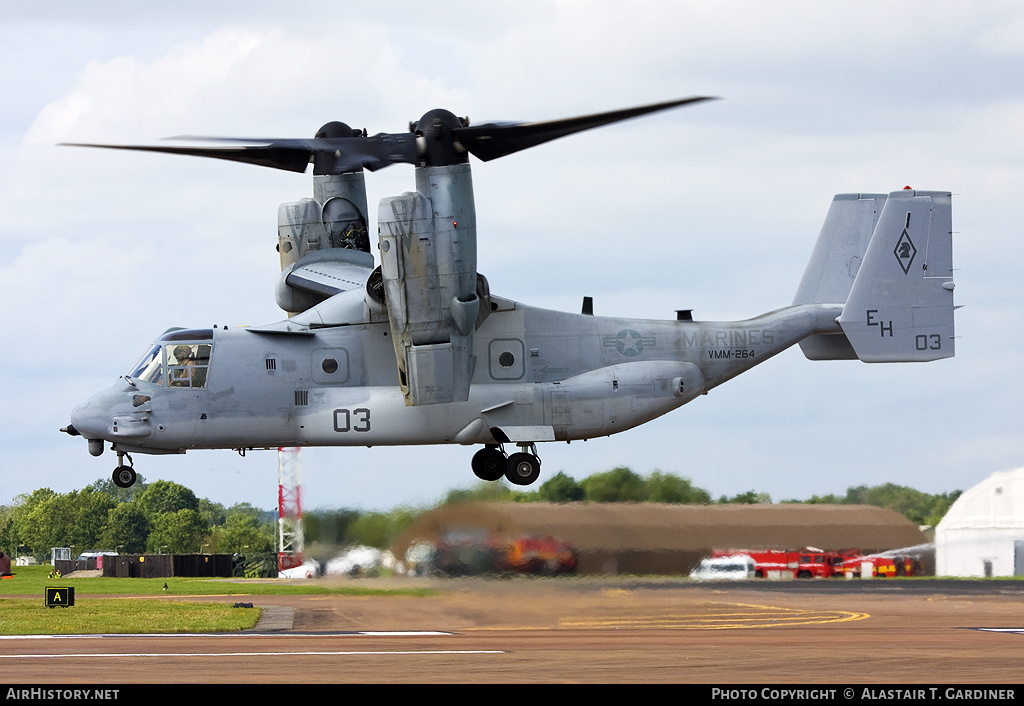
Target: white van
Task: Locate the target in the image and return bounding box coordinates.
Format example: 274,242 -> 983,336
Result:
76,551 -> 118,561
689,555 -> 756,581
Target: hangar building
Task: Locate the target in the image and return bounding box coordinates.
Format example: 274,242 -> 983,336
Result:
936,468 -> 1024,577
394,502 -> 927,575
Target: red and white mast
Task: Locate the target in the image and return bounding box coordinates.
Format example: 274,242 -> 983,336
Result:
277,447 -> 304,571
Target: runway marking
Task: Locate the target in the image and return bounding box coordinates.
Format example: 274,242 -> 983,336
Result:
0,631 -> 484,658
0,631 -> 456,640
558,601 -> 870,630
967,628 -> 1024,635
0,650 -> 505,659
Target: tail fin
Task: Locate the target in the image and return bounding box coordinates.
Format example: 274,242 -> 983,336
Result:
837,189 -> 955,362
793,193 -> 888,360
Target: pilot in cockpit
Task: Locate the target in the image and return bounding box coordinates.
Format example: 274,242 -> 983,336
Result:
169,345 -> 196,387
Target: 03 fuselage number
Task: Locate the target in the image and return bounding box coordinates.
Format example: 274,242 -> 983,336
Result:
333,408 -> 370,432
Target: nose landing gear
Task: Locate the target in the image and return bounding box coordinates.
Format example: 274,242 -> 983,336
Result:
471,443 -> 542,486
112,451 -> 137,488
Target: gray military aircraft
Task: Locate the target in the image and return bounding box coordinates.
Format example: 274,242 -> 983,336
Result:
61,98 -> 956,489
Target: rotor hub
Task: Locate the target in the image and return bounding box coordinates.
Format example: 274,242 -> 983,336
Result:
414,109 -> 469,167
313,121 -> 366,175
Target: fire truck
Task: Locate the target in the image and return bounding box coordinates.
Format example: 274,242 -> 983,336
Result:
503,536 -> 578,575
711,548 -> 920,579
432,532 -> 577,576
837,553 -> 920,578
711,548 -> 845,579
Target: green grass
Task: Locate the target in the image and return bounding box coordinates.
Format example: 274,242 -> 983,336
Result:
0,564 -> 435,597
0,598 -> 259,635
0,565 -> 436,635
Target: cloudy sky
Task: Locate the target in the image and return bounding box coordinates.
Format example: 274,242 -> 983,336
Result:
2,1 -> 1022,512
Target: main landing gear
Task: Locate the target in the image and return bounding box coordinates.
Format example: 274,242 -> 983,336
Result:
472,443 -> 542,486
112,450 -> 137,488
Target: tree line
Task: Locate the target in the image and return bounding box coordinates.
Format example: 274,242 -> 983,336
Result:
0,468 -> 961,559
1,476 -> 275,560
439,467 -> 960,527
786,484 -> 962,527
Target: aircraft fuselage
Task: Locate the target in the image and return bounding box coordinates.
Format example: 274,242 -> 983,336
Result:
70,296 -> 843,456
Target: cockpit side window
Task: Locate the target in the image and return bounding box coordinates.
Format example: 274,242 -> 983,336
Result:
128,344 -> 164,385
128,331 -> 214,388
167,343 -> 212,388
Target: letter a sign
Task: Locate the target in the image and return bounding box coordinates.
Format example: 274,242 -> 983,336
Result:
45,586 -> 75,608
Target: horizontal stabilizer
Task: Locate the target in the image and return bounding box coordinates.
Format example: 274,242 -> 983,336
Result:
838,190 -> 955,362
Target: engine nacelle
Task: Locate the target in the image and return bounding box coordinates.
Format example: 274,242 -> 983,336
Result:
276,172 -> 371,314
378,164 -> 479,405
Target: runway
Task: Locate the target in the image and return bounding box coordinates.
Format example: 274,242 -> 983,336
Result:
3,578 -> 1022,684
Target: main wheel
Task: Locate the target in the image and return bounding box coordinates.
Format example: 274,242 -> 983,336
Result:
112,465 -> 137,488
505,453 -> 541,486
471,446 -> 506,481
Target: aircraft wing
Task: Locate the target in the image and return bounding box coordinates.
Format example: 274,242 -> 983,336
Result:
281,249 -> 375,300
274,247 -> 375,316
248,249 -> 376,335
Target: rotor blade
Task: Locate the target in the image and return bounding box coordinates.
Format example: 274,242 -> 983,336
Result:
452,96 -> 717,162
61,133 -> 418,174
59,141 -> 314,173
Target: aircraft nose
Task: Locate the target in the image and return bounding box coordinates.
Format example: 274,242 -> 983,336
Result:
70,397 -> 107,443
68,382 -> 156,456
68,386 -> 124,448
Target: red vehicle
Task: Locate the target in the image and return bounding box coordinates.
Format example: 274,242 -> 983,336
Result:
838,553 -> 920,578
790,550 -> 845,578
710,548 -> 922,579
504,536 -> 577,575
712,548 -> 845,579
433,532 -> 577,576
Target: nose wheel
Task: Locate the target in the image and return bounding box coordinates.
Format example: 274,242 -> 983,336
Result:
112,451 -> 137,488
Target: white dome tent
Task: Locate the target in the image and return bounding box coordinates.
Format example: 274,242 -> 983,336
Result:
936,468 -> 1024,577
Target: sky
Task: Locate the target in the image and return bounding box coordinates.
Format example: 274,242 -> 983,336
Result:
2,1 -> 1023,512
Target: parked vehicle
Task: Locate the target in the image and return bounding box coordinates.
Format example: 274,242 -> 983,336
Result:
690,554 -> 757,581
838,553 -> 921,578
712,548 -> 843,579
710,547 -> 920,579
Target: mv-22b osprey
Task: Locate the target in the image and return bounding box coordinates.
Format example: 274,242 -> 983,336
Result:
62,97 -> 957,489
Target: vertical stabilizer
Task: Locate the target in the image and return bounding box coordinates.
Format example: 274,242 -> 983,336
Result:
838,190 -> 955,362
793,193 -> 887,360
